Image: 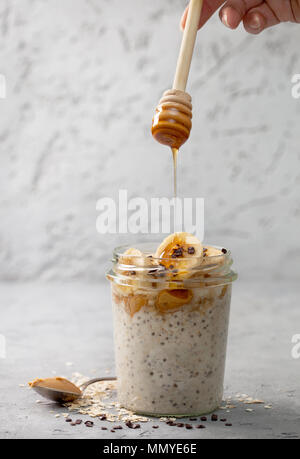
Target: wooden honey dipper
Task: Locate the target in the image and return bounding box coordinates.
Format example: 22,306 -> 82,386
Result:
151,0 -> 203,151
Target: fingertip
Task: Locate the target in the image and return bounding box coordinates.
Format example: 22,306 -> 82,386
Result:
243,11 -> 266,34
180,8 -> 188,31
219,6 -> 242,29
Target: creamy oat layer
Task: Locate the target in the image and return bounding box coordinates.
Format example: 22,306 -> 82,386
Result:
107,232 -> 236,416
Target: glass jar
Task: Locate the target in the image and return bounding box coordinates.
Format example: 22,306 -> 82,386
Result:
106,242 -> 237,417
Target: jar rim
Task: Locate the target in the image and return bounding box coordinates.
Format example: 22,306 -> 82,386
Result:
107,242 -> 237,288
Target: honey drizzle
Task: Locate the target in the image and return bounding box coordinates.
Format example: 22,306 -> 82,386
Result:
172,147 -> 178,198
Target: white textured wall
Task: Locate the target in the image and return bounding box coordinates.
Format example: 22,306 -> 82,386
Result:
0,0 -> 300,281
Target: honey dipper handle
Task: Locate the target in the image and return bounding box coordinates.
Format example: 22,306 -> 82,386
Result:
173,0 -> 203,91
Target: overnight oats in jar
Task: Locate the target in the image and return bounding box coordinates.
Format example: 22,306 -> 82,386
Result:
106,232 -> 237,417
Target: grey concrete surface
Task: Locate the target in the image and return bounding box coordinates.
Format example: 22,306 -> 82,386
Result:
0,280 -> 299,439
0,0 -> 300,282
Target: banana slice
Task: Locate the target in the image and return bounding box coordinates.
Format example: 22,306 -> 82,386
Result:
204,246 -> 223,257
114,248 -> 145,294
123,294 -> 148,317
189,246 -> 227,281
118,248 -> 145,269
115,248 -> 162,294
156,289 -> 193,313
154,232 -> 203,279
118,247 -> 158,274
202,246 -> 226,267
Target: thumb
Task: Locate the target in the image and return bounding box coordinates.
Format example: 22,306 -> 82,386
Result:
181,0 -> 225,31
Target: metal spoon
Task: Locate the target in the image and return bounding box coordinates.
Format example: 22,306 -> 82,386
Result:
30,377 -> 117,403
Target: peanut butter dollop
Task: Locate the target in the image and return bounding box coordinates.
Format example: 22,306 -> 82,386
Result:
28,377 -> 82,395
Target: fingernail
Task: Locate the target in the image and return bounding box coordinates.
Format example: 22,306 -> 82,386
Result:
221,9 -> 230,28
249,13 -> 261,30
221,6 -> 242,29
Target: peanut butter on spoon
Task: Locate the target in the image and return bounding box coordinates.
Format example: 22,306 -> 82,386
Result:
29,377 -> 81,392
29,376 -> 116,403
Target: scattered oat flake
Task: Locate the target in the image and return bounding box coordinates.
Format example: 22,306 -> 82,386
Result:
264,405 -> 272,409
244,399 -> 264,405
245,409 -> 254,412
55,414 -> 60,418
65,362 -> 73,366
63,373 -> 136,423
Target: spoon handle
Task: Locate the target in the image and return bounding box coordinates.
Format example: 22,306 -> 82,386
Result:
173,0 -> 203,91
80,376 -> 117,392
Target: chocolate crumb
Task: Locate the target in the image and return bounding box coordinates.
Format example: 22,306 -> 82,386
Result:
126,421 -> 140,429
111,429 -> 115,433
220,419 -> 227,422
101,427 -> 107,430
171,247 -> 183,258
221,248 -> 227,254
200,416 -> 207,421
185,424 -> 193,429
70,422 -> 76,426
211,414 -> 218,421
130,270 -> 136,275
75,419 -> 82,425
188,247 -> 195,255
196,424 -> 206,429
152,425 -> 159,429
113,425 -> 123,430
189,417 -> 197,421
84,421 -> 94,427
176,423 -> 184,427
225,423 -> 232,427
100,415 -> 107,421
166,421 -> 176,426
65,418 -> 72,423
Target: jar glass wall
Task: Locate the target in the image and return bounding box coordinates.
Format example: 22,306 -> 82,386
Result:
107,242 -> 237,417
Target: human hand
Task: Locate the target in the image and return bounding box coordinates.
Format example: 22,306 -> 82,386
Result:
181,0 -> 300,34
